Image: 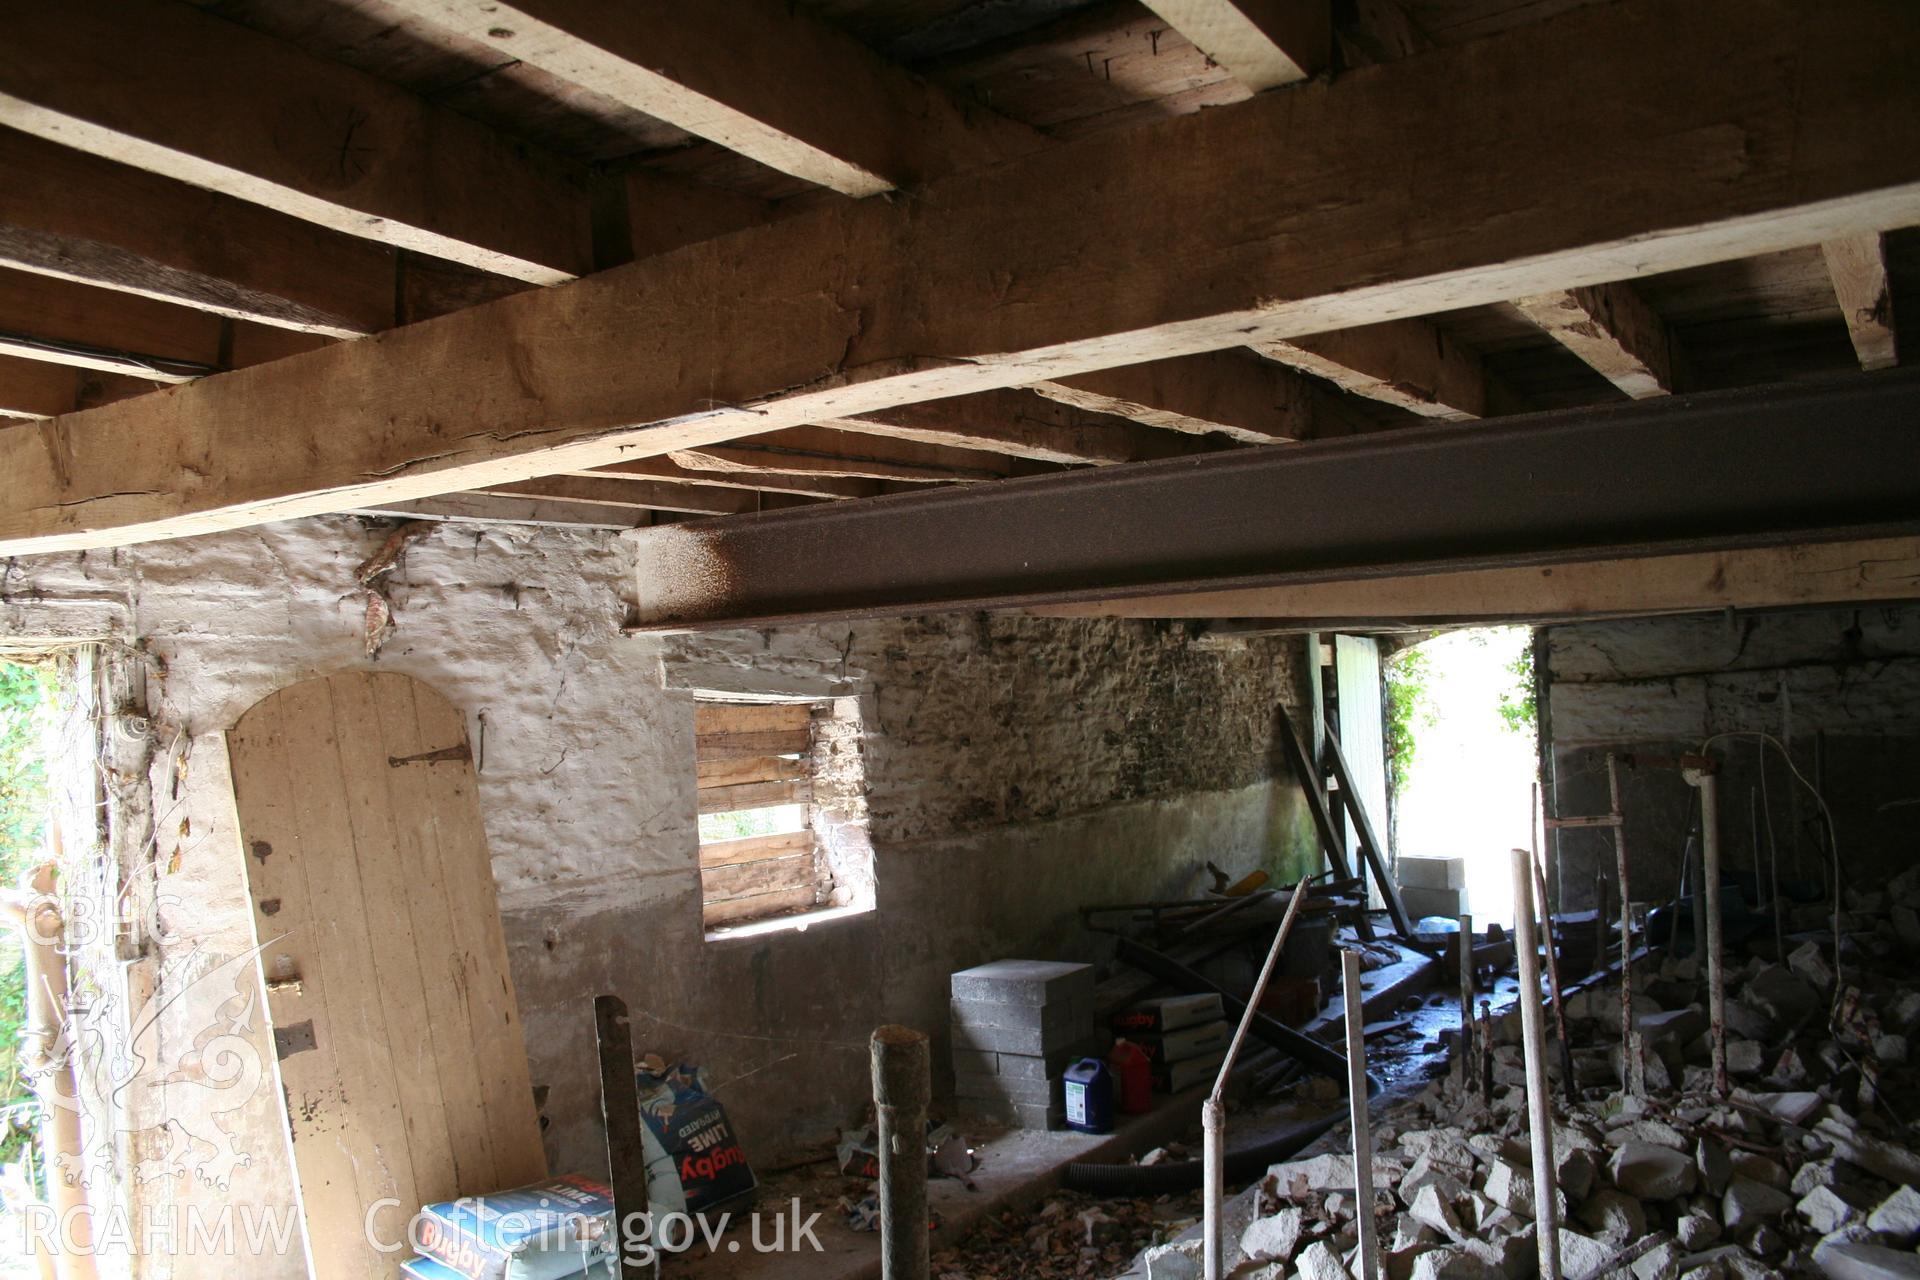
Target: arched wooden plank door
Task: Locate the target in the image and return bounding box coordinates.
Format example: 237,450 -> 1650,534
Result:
227,672 -> 546,1278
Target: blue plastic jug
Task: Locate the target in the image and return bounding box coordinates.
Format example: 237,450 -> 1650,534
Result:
1062,1058 -> 1114,1134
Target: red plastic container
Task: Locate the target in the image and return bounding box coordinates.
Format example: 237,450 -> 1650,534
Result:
1109,1039 -> 1153,1114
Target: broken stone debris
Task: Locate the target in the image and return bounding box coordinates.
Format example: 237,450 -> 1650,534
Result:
1180,877 -> 1920,1280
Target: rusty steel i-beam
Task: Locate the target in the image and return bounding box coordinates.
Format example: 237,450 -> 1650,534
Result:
627,373 -> 1920,629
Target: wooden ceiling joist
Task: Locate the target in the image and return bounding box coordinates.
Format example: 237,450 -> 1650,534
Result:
0,354 -> 155,419
384,0 -> 1040,197
0,127 -> 398,338
1510,282 -> 1681,398
354,495 -> 649,530
581,457 -> 883,501
669,428 -> 1029,484
1250,319 -> 1497,421
1140,0 -> 1330,92
0,0 -> 593,284
5,0 -> 1918,555
818,390 -> 1206,466
1821,233 -> 1899,371
1030,352 -> 1314,444
0,268 -> 224,382
472,476 -> 760,516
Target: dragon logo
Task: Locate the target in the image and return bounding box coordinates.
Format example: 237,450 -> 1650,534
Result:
27,938 -> 274,1192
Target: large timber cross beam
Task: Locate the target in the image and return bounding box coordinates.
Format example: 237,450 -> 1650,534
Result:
1,0 -> 1918,557
623,375 -> 1920,629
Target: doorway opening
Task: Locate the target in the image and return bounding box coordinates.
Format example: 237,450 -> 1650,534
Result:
1386,626 -> 1539,927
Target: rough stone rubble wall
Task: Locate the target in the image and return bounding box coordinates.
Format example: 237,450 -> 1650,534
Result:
1,515 -> 1315,1276
1542,605 -> 1920,913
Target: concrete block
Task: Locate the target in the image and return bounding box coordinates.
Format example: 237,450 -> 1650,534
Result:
993,1045 -> 1093,1080
962,1093 -> 1065,1130
1402,886 -> 1464,921
950,959 -> 1094,1007
1399,856 -> 1466,890
951,1016 -> 1088,1057
951,1047 -> 997,1076
951,993 -> 1092,1035
954,1071 -> 1056,1105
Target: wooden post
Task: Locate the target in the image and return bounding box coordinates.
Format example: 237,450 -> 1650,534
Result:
593,995 -> 651,1280
1607,753 -> 1645,1096
1456,913 -> 1474,1092
872,1025 -> 931,1280
1344,950 -> 1381,1280
1686,763 -> 1729,1095
1511,847 -> 1564,1280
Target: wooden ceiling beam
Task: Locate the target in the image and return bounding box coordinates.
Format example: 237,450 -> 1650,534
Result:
1140,0 -> 1330,91
1250,318 -> 1498,420
0,0 -> 593,284
1510,282 -> 1682,398
1030,352 -> 1314,444
6,0 -> 1918,554
818,389 -> 1207,466
383,0 -> 1041,196
1821,233 -> 1899,371
472,475 -> 759,516
0,127 -> 398,338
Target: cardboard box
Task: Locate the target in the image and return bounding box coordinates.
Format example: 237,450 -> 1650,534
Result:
1135,1019 -> 1230,1068
1153,1048 -> 1228,1093
1110,993 -> 1225,1035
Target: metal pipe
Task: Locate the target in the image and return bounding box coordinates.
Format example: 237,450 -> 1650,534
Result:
872,1025 -> 931,1280
1686,764 -> 1729,1095
1204,879 -> 1311,1280
1532,787 -> 1576,1104
1607,753 -> 1645,1097
1343,951 -> 1381,1280
1511,848 -> 1564,1280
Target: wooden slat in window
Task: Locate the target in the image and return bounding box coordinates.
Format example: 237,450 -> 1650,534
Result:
696,753 -> 809,789
700,831 -> 812,869
702,853 -> 816,903
697,777 -> 810,815
695,728 -> 811,759
695,703 -> 810,736
704,886 -> 819,928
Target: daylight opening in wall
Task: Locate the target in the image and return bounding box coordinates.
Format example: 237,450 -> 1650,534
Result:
1387,626 -> 1539,928
694,696 -> 873,938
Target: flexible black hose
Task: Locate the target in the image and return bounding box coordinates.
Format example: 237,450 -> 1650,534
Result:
1061,938 -> 1383,1196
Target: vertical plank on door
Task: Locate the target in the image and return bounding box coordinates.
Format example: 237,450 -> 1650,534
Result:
227,672 -> 547,1280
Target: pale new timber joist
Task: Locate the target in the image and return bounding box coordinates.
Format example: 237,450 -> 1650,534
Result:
4,0 -> 1919,556
1821,233 -> 1899,371
1510,281 -> 1682,398
1251,319 -> 1496,420
381,0 -> 1044,196
1140,0 -> 1330,92
0,0 -> 593,284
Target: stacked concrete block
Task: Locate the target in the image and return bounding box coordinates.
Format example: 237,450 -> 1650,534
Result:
1397,855 -> 1466,921
949,960 -> 1096,1130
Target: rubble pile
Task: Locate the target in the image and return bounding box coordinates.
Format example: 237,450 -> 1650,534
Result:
1137,865 -> 1920,1280
934,1187 -> 1204,1280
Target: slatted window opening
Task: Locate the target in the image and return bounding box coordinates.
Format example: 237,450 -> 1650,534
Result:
696,700 -> 828,931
